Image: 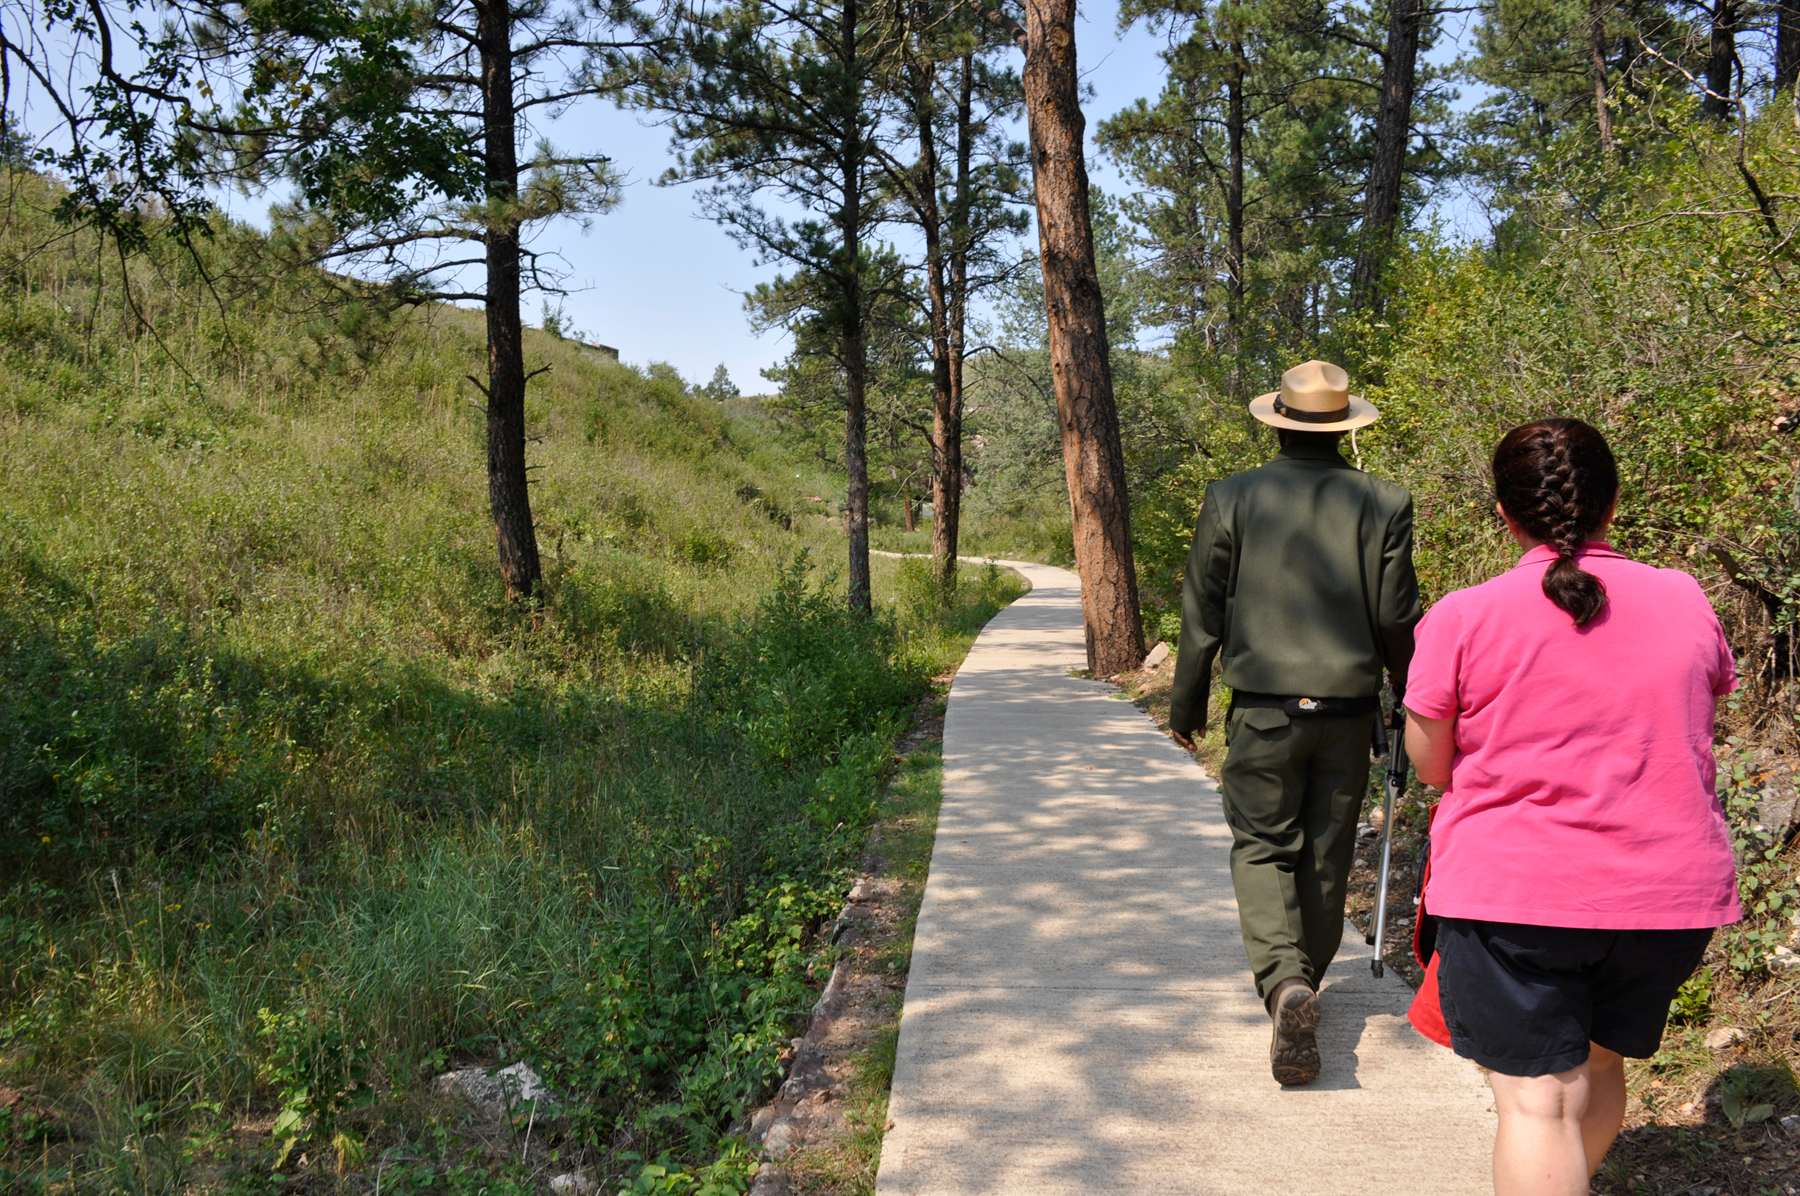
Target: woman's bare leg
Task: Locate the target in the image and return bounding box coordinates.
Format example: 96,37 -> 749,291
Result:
1579,1044 -> 1627,1172
1489,1043 -> 1630,1193
1489,1058 -> 1596,1196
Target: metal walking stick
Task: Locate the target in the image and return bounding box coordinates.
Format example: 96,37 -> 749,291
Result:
1368,706 -> 1408,979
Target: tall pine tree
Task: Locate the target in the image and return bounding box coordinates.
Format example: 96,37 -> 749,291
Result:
649,0 -> 900,613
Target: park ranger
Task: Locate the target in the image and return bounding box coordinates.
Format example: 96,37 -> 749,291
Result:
1167,359 -> 1421,1087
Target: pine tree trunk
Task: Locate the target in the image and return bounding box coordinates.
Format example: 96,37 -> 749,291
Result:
1703,0 -> 1737,118
477,0 -> 541,602
1022,0 -> 1145,675
844,316 -> 872,613
1776,0 -> 1799,92
1589,0 -> 1615,155
1349,0 -> 1423,312
935,344 -> 964,588
911,51 -> 957,599
932,52 -> 975,599
1225,45 -> 1245,337
841,0 -> 872,615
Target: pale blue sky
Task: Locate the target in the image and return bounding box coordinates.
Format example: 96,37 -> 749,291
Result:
533,6 -> 1173,394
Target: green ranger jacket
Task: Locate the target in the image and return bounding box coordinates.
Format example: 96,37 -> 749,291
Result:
1167,441 -> 1422,737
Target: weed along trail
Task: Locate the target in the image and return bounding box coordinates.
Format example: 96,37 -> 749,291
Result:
875,561 -> 1494,1195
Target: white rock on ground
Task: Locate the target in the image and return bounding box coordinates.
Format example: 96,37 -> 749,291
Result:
548,1173 -> 596,1196
748,1166 -> 792,1196
761,1121 -> 798,1158
1143,641 -> 1171,670
434,1061 -> 558,1118
1705,1026 -> 1747,1049
875,561 -> 1494,1196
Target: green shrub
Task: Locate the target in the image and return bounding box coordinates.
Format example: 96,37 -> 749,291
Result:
1666,968 -> 1713,1026
696,553 -> 924,770
525,876 -> 842,1150
0,601 -> 332,883
1717,744 -> 1800,976
1718,1062 -> 1796,1130
258,998 -> 375,1171
618,1142 -> 759,1196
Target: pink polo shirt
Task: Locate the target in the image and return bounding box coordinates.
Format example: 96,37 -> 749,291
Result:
1407,544 -> 1740,929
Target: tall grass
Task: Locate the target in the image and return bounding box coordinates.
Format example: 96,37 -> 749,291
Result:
0,171 -> 1027,1191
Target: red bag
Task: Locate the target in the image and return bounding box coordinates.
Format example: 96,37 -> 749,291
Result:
1408,953 -> 1453,1048
1405,804 -> 1453,1049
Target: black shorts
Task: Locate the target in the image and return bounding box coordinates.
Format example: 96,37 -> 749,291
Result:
1435,918 -> 1713,1077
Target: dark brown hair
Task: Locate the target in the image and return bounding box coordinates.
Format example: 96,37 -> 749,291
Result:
1492,418 -> 1620,626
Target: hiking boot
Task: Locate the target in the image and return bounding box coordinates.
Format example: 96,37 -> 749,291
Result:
1268,978 -> 1321,1086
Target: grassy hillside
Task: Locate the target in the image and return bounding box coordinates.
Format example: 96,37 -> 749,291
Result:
0,172 -> 1025,1194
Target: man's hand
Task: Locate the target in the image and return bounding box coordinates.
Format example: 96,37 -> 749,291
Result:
1171,728 -> 1196,751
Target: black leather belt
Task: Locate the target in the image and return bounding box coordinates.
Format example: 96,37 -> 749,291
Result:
1232,691 -> 1380,718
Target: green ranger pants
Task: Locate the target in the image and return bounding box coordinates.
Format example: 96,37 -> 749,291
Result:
1219,704 -> 1374,1002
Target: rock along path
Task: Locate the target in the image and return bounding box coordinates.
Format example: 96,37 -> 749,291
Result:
875,560 -> 1495,1195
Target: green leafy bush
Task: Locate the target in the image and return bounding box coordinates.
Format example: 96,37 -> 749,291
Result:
1718,1062 -> 1796,1130
617,1141 -> 759,1195
1666,968 -> 1713,1026
526,877 -> 840,1151
257,998 -> 375,1171
696,553 -> 923,769
1716,745 -> 1800,976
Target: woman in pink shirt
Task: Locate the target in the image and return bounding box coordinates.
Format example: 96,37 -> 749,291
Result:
1405,419 -> 1738,1196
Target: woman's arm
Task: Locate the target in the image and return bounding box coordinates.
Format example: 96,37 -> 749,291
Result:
1405,710 -> 1456,789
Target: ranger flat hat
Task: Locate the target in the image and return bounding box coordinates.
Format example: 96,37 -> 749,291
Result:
1248,359 -> 1379,432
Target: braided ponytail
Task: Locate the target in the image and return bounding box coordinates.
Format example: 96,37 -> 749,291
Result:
1492,419 -> 1620,626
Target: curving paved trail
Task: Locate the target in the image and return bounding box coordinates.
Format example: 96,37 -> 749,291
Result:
876,560 -> 1494,1196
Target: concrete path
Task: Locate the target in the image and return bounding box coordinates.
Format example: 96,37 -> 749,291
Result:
876,561 -> 1494,1195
